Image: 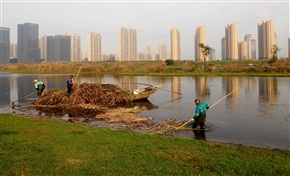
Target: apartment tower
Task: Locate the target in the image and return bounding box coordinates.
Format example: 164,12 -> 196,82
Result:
170,28 -> 180,60
257,20 -> 276,59
239,41 -> 247,60
288,38 -> 290,59
225,23 -> 239,60
47,35 -> 71,62
88,32 -> 102,61
221,36 -> 226,60
17,22 -> 40,63
39,35 -> 47,61
209,48 -> 216,61
71,33 -> 81,62
195,26 -> 206,61
118,27 -> 137,61
10,43 -> 17,58
0,27 -> 10,64
244,34 -> 256,60
158,44 -> 167,60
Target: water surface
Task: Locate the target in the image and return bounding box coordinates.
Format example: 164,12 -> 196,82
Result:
0,73 -> 289,151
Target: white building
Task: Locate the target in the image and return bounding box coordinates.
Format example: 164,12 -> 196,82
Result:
195,26 -> 206,61
118,27 -> 137,61
88,32 -> 102,61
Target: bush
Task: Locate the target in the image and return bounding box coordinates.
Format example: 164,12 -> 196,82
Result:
165,59 -> 174,66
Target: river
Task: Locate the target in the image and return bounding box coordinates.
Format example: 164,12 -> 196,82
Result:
0,72 -> 289,151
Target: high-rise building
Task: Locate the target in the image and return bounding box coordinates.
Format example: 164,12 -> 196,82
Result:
221,36 -> 226,60
17,22 -> 40,63
88,32 -> 101,62
0,27 -> 10,64
195,26 -> 206,61
239,41 -> 247,60
146,45 -> 151,54
288,38 -> 290,59
171,28 -> 180,60
118,28 -> 137,61
158,44 -> 167,60
71,33 -> 81,62
244,34 -> 256,60
209,47 -> 216,61
39,35 -> 47,62
145,45 -> 152,60
47,35 -> 71,62
10,43 -> 17,58
225,23 -> 239,60
257,20 -> 276,59
81,51 -> 88,61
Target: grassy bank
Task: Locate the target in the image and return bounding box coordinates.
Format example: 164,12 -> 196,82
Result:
1,114 -> 290,175
1,59 -> 290,76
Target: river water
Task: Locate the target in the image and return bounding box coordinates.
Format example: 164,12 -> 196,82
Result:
0,72 -> 289,151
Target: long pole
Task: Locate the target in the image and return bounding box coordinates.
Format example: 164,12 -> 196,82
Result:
11,91 -> 37,105
208,88 -> 238,109
174,88 -> 238,131
74,66 -> 82,83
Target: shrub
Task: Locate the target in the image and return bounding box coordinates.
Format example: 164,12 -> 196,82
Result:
165,59 -> 174,66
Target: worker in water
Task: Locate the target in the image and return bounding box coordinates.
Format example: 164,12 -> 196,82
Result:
67,75 -> 74,95
33,79 -> 45,97
191,99 -> 210,130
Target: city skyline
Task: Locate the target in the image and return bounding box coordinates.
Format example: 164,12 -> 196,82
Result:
1,1 -> 289,59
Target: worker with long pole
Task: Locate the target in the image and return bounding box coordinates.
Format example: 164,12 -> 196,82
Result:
174,88 -> 238,131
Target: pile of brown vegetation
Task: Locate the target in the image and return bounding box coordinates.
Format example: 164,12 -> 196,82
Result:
28,83 -> 133,118
28,83 -> 185,133
95,107 -> 154,130
34,83 -> 133,107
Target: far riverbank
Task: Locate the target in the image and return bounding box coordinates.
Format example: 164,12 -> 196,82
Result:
1,59 -> 289,77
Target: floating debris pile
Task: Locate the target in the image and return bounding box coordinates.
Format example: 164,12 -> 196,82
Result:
34,83 -> 133,107
95,107 -> 154,130
149,119 -> 186,135
22,82 -> 187,134
70,83 -> 133,107
34,88 -> 69,105
27,83 -> 133,117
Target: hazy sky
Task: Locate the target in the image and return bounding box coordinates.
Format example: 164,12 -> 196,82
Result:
1,0 -> 289,59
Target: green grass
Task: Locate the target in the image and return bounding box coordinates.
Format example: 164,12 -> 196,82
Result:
1,113 -> 290,175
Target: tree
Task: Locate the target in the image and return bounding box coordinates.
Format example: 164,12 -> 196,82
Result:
199,43 -> 211,70
165,59 -> 174,66
270,44 -> 280,63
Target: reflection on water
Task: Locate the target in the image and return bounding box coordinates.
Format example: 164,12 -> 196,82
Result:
0,73 -> 289,151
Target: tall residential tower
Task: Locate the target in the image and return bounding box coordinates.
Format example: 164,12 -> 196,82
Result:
225,23 -> 239,60
244,34 -> 256,60
195,26 -> 206,61
47,35 -> 71,62
257,20 -> 276,59
171,28 -> 180,60
71,33 -> 81,62
0,27 -> 10,64
39,35 -> 47,61
158,44 -> 167,60
118,28 -> 137,61
288,38 -> 290,58
17,22 -> 40,63
88,32 -> 102,61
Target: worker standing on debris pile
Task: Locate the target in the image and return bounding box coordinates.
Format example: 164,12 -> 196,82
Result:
67,75 -> 74,95
191,99 -> 210,130
33,79 -> 45,97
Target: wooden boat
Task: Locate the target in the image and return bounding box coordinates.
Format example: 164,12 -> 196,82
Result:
132,87 -> 157,101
